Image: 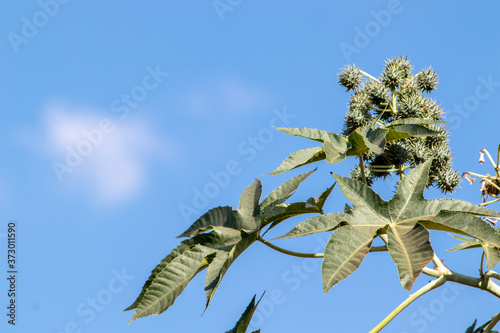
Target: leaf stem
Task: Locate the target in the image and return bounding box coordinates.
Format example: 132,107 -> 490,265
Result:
257,236 -> 324,258
369,275 -> 447,333
359,155 -> 368,185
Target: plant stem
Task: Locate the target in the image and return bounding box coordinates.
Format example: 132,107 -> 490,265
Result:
479,197 -> 500,206
483,149 -> 498,173
369,245 -> 388,252
360,70 -> 379,82
485,312 -> 500,333
257,236 -> 324,258
369,275 -> 447,333
359,155 -> 368,185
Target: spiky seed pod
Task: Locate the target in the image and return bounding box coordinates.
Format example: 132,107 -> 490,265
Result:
369,153 -> 392,178
397,96 -> 423,119
417,68 -> 439,92
366,80 -> 390,107
342,107 -> 372,136
381,56 -> 413,90
338,65 -> 363,91
420,98 -> 443,120
424,125 -> 449,148
362,150 -> 377,163
408,140 -> 429,165
398,79 -> 419,96
386,142 -> 410,166
435,168 -> 461,194
349,90 -> 373,113
430,144 -> 452,171
350,164 -> 375,186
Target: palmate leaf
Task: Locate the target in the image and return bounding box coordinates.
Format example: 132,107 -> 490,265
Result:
383,118 -> 445,127
387,224 -> 434,290
484,245 -> 500,270
226,293 -> 264,333
275,127 -> 345,144
322,225 -> 377,293
308,160 -> 500,290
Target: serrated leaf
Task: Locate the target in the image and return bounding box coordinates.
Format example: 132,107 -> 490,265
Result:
226,293 -> 264,333
324,140 -> 347,164
238,178 -> 262,218
346,126 -> 387,156
484,245 -> 500,270
127,230 -> 241,313
260,170 -> 315,213
273,212 -> 351,240
327,160 -> 500,290
204,231 -> 258,309
389,124 -> 440,138
383,118 -> 445,127
447,235 -> 483,252
178,206 -> 237,238
420,211 -> 500,248
322,225 -> 376,293
387,223 -> 434,290
275,127 -> 343,143
128,244 -> 211,323
269,147 -> 326,176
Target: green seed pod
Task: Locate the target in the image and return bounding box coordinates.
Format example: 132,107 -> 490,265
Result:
338,65 -> 363,91
417,67 -> 439,92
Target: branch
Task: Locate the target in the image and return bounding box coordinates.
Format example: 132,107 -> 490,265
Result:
257,236 -> 324,258
369,275 -> 447,333
485,312 -> 500,333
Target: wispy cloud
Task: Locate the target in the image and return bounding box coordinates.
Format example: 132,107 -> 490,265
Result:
44,102 -> 167,204
180,77 -> 273,115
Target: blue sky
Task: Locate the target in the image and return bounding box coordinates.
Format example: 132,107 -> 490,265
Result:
1,1 -> 499,332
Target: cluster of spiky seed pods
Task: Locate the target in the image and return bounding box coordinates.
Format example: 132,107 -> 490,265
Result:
338,56 -> 461,193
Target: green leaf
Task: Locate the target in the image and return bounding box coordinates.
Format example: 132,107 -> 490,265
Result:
260,169 -> 316,214
327,160 -> 500,290
178,206 -> 237,238
484,245 -> 500,270
383,124 -> 441,143
346,126 -> 387,156
226,293 -> 264,333
238,178 -> 262,218
128,244 -> 211,323
324,140 -> 347,164
322,225 -> 376,293
269,147 -> 326,176
204,231 -> 258,309
127,230 -> 241,314
419,211 -> 500,248
273,212 -> 351,240
447,235 -> 483,252
383,118 -> 445,127
275,127 -> 343,143
387,223 -> 434,290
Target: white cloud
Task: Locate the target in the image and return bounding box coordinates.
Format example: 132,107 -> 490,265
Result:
45,103 -> 166,204
181,77 -> 273,115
